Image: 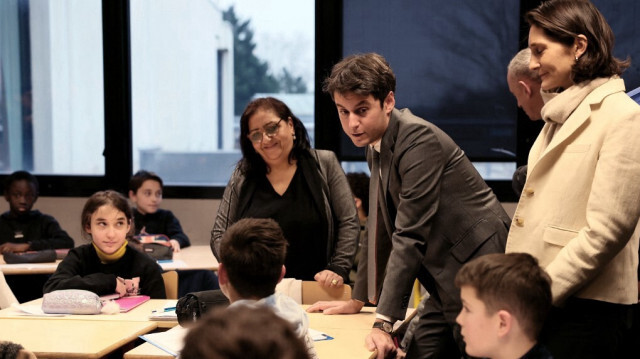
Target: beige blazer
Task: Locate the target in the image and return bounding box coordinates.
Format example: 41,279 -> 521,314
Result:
507,78 -> 640,305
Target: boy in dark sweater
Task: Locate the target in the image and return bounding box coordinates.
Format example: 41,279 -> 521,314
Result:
128,170 -> 189,251
1,171 -> 73,252
1,171 -> 74,302
128,170 -> 217,296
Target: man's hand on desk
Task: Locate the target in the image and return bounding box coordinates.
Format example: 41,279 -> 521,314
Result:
306,298 -> 364,314
366,328 -> 397,359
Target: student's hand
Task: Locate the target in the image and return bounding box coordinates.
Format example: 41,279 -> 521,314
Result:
169,239 -> 181,252
306,299 -> 364,314
115,277 -> 127,297
0,242 -> 30,253
366,329 -> 397,359
314,269 -> 343,287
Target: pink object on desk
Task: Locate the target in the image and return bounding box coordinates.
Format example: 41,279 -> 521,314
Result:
115,295 -> 150,312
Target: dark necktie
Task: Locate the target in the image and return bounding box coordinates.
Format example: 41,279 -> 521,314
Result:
367,149 -> 381,303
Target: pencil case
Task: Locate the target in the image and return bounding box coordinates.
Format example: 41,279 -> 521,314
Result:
42,289 -> 103,314
3,249 -> 57,264
132,234 -> 173,260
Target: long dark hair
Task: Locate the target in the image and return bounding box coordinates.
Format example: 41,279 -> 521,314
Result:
238,97 -> 310,177
526,0 -> 629,84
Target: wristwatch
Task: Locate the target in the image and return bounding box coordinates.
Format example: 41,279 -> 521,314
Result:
372,320 -> 394,334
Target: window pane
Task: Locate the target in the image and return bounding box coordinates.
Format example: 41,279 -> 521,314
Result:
341,0 -> 519,180
0,0 -> 104,175
130,0 -> 314,186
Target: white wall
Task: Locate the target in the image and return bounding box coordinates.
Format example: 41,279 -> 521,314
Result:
1,198 -> 516,248
0,197 -> 221,247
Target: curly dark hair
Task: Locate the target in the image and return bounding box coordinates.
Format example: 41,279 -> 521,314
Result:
3,170 -> 39,195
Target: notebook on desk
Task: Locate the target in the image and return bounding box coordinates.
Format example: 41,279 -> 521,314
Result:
115,295 -> 150,313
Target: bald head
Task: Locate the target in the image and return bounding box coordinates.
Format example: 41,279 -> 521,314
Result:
507,48 -> 544,121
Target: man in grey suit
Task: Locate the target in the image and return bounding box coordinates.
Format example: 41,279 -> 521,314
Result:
308,53 -> 510,359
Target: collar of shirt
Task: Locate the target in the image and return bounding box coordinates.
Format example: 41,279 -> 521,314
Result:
370,141 -> 381,153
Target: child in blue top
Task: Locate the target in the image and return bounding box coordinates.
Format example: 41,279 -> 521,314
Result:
43,190 -> 165,299
1,170 -> 74,302
128,170 -> 218,296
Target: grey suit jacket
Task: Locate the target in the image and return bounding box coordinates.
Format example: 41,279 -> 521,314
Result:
353,108 -> 510,321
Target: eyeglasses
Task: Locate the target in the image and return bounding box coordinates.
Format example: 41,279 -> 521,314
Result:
247,118 -> 284,143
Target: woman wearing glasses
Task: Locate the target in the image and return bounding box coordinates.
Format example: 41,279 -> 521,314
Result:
211,97 -> 359,288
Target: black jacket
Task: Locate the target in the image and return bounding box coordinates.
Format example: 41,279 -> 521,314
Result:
0,210 -> 74,250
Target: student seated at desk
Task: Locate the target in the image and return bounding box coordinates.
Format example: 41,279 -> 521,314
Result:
0,170 -> 74,302
181,305 -> 310,359
43,190 -> 165,299
217,218 -> 318,359
128,170 -> 218,296
455,253 -> 553,359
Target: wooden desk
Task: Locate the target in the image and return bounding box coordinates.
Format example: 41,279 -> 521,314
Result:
0,299 -> 179,328
0,259 -> 60,275
159,245 -> 218,271
0,245 -> 217,275
0,318 -> 156,358
124,307 -> 377,359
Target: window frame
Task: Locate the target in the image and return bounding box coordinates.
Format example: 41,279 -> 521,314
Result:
1,0 -> 542,202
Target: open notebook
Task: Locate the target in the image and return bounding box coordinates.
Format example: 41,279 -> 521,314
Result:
114,295 -> 150,312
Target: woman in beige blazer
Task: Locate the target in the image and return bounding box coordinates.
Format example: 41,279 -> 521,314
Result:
505,2 -> 640,359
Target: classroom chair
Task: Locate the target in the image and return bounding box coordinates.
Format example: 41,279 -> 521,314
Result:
301,280 -> 352,304
161,271 -> 179,299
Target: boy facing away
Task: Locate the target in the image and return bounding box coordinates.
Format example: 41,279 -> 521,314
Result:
455,253 -> 553,359
218,218 -> 319,359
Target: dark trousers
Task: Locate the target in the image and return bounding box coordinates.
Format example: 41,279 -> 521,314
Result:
541,297 -> 634,359
618,302 -> 639,359
404,294 -> 467,359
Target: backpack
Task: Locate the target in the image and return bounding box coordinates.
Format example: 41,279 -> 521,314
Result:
175,289 -> 229,327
